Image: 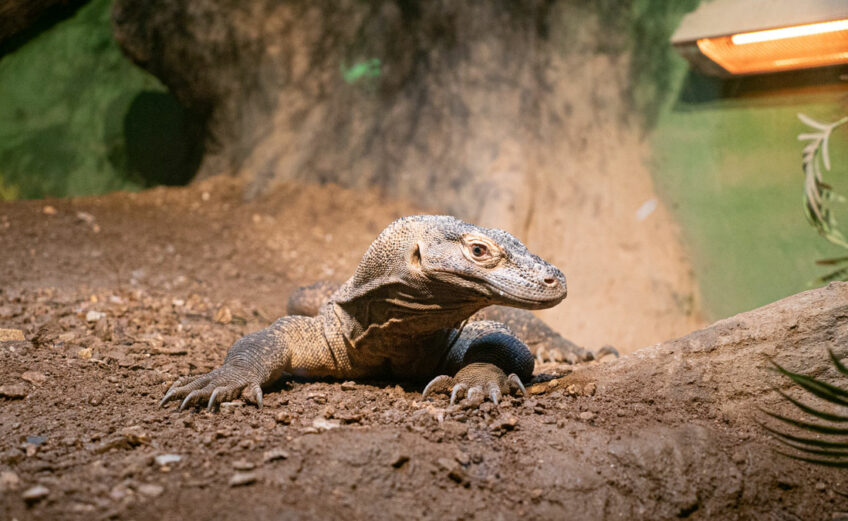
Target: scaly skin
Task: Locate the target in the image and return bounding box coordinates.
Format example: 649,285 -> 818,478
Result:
161,215 -> 569,411
287,283 -> 617,363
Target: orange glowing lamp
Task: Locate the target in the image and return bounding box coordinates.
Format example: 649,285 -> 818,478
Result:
672,1 -> 848,76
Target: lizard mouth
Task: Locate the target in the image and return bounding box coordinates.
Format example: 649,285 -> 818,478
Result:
487,283 -> 567,309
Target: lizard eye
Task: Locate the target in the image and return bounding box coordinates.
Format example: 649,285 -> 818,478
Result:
470,243 -> 488,259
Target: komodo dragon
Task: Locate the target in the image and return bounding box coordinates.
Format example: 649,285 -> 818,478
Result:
161,215 -> 608,411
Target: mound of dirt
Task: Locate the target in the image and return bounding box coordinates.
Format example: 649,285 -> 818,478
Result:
1,180 -> 846,520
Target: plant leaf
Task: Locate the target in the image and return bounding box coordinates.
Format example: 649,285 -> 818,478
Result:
798,113 -> 829,130
830,349 -> 848,376
760,422 -> 848,449
761,409 -> 848,435
770,360 -> 848,404
774,389 -> 848,422
775,451 -> 848,467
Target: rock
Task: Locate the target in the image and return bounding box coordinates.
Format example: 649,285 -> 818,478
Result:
219,401 -> 244,412
436,457 -> 458,473
570,282 -> 848,423
22,484 -> 49,503
26,435 -> 47,446
229,472 -> 257,487
77,347 -> 92,360
232,459 -> 255,471
578,411 -> 596,421
274,411 -> 292,425
262,448 -> 289,463
436,458 -> 469,486
20,371 -> 46,385
42,205 -> 56,215
340,381 -> 357,391
154,454 -> 182,467
137,483 -> 164,497
0,471 -> 20,491
213,306 -> 232,324
85,310 -> 105,322
0,328 -> 25,341
75,211 -> 95,224
491,415 -> 519,432
311,418 -> 340,431
391,453 -> 410,468
0,384 -> 27,399
119,426 -> 151,446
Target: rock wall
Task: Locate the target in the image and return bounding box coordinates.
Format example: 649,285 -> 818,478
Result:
112,0 -> 703,350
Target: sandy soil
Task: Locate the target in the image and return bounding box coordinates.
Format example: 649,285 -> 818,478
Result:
1,179 -> 838,520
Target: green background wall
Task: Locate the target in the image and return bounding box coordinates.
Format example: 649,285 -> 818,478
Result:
0,0 -> 201,200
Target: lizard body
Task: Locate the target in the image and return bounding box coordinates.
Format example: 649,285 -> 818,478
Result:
287,282 -> 614,364
162,215 -> 570,410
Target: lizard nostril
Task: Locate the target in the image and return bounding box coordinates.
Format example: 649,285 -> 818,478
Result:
543,277 -> 557,287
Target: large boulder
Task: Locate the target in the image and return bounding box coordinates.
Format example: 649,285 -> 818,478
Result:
522,281 -> 848,519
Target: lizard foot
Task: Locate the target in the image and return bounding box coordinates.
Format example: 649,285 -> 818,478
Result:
422,362 -> 526,406
160,363 -> 265,411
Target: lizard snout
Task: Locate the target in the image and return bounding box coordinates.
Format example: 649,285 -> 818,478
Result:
541,268 -> 567,299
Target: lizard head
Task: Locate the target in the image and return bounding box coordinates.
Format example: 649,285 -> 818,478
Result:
407,216 -> 567,310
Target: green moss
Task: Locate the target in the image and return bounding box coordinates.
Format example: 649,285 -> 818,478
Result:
0,0 -> 198,199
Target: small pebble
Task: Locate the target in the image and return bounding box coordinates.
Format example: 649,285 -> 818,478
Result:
578,411 -> 596,421
229,472 -> 257,487
391,454 -> 410,468
0,471 -> 20,491
0,384 -> 27,399
340,381 -> 357,391
21,371 -> 46,386
22,484 -> 49,503
262,448 -> 289,463
154,454 -> 182,466
312,418 -> 340,431
275,411 -> 292,425
42,205 -> 57,215
85,310 -> 105,322
492,415 -> 519,431
213,307 -> 232,324
137,483 -> 164,497
232,459 -> 255,471
219,401 -> 244,413
0,328 -> 25,341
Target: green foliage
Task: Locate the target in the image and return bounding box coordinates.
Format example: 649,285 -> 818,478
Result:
763,352 -> 848,467
0,171 -> 20,200
797,113 -> 848,282
341,58 -> 382,85
0,0 -> 190,199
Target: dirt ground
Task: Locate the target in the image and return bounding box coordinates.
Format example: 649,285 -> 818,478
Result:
1,179 -> 844,520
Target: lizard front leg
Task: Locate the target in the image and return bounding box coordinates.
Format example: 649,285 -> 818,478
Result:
160,315 -> 333,411
423,321 -> 533,406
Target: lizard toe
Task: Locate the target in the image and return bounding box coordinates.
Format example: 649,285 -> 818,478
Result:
450,383 -> 469,405
422,374 -> 455,399
162,364 -> 264,412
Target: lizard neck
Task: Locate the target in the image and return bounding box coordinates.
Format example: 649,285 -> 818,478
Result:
327,277 -> 486,349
